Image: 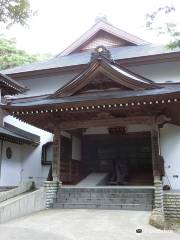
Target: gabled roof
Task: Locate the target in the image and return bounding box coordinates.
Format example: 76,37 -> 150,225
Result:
59,19 -> 149,56
51,55 -> 156,98
0,72 -> 27,95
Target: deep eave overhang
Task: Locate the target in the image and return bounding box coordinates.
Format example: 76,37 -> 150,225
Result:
4,85 -> 180,114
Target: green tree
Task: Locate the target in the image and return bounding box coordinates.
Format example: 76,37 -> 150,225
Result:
0,37 -> 52,70
146,5 -> 180,48
0,0 -> 34,28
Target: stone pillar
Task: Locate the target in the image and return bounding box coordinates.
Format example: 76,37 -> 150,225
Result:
149,176 -> 165,229
43,128 -> 62,208
52,128 -> 61,182
149,126 -> 165,229
44,181 -> 60,208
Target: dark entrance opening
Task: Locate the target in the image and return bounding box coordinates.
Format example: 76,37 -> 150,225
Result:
82,131 -> 153,185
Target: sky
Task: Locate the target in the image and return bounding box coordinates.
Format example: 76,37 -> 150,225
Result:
3,0 -> 180,55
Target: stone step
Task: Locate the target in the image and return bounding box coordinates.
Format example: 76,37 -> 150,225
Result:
164,201 -> 180,204
164,202 -> 180,205
164,213 -> 180,216
57,192 -> 153,199
165,214 -> 180,218
164,203 -> 180,206
164,206 -> 180,212
56,197 -> 153,205
164,195 -> 180,198
53,202 -> 152,211
53,187 -> 153,211
164,205 -> 180,208
164,198 -> 180,201
57,194 -> 153,202
59,188 -> 154,194
164,211 -> 180,214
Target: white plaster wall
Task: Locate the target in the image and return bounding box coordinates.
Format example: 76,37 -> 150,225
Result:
72,136 -> 82,161
127,124 -> 151,132
84,127 -> 109,135
84,125 -> 151,135
160,123 -> 180,190
0,188 -> 45,224
3,116 -> 53,187
129,61 -> 180,83
0,141 -> 22,186
14,70 -> 81,98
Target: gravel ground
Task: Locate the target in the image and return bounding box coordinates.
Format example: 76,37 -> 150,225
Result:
0,209 -> 179,240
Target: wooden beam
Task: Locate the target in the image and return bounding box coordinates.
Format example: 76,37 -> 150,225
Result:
59,116 -> 156,130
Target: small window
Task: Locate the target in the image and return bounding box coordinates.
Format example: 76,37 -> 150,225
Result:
41,142 -> 53,165
6,147 -> 12,159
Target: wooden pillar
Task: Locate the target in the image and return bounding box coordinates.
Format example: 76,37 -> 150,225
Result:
52,128 -> 61,182
151,126 -> 160,177
150,125 -> 165,229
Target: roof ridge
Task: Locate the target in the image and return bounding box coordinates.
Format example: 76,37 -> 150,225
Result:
58,20 -> 149,57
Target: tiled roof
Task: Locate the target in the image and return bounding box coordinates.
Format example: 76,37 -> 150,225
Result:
0,123 -> 40,144
2,45 -> 180,75
0,73 -> 27,95
7,84 -> 180,108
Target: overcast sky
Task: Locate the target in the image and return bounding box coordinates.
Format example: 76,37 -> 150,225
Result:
3,0 -> 180,55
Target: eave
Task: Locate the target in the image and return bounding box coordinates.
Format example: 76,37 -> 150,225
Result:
4,50 -> 180,80
0,125 -> 40,145
0,73 -> 28,95
4,86 -> 180,113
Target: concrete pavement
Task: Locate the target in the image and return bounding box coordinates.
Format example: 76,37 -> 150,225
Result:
0,209 -> 179,240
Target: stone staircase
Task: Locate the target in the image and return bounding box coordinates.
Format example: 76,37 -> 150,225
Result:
53,187 -> 154,211
164,192 -> 180,219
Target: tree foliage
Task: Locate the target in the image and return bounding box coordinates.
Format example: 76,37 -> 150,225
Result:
0,37 -> 52,70
0,0 -> 34,28
146,5 -> 180,48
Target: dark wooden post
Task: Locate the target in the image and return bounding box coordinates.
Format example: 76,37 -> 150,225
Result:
151,126 -> 160,177
52,128 -> 61,182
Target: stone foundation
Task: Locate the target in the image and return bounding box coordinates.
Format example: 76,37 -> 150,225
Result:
44,181 -> 60,208
149,176 -> 165,229
164,192 -> 180,220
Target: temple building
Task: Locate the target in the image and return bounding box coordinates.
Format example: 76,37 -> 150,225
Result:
1,17 -> 180,225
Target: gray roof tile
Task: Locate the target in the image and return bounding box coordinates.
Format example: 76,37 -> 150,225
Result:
2,45 -> 180,75
8,84 -> 180,108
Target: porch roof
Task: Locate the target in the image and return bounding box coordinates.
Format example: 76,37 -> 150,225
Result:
5,83 -> 180,109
